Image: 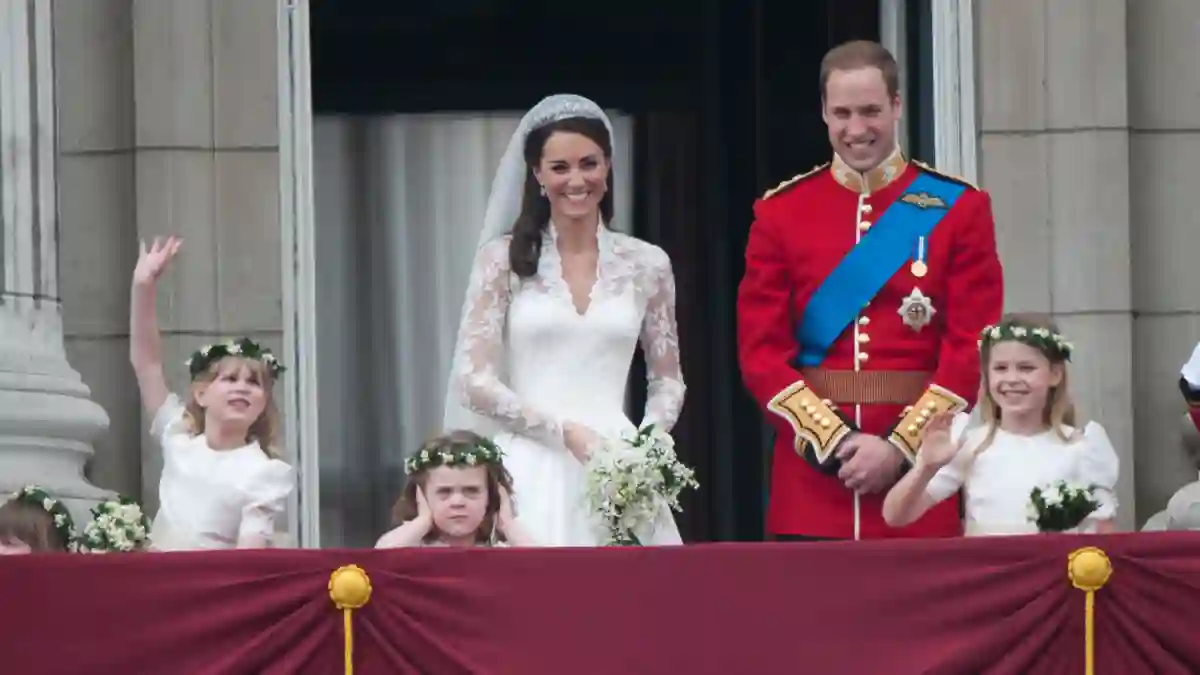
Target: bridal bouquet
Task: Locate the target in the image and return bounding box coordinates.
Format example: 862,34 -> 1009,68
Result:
583,424 -> 699,546
1027,481 -> 1101,533
78,495 -> 152,553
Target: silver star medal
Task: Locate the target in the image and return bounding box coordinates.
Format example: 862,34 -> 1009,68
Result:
898,287 -> 936,332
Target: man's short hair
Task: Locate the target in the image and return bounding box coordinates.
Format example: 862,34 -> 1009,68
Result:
820,40 -> 900,99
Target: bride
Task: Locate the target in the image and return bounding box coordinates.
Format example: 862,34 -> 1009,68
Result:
442,94 -> 686,546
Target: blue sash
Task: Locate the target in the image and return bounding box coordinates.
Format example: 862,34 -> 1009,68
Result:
796,172 -> 965,367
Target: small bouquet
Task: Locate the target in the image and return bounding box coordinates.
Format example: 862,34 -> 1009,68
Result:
78,496 -> 152,553
583,424 -> 699,546
1028,481 -> 1100,533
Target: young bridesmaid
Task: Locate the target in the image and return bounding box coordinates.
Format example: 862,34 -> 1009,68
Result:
377,431 -> 534,548
130,236 -> 294,551
0,485 -> 77,554
883,314 -> 1120,535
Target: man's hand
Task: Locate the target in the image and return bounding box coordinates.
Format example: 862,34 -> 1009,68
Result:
836,433 -> 905,494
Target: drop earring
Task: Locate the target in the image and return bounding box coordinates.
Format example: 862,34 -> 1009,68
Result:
539,184 -> 546,197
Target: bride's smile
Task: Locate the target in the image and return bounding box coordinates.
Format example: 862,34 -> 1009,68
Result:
535,130 -> 609,224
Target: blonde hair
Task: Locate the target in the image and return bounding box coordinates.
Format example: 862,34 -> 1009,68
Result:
974,313 -> 1079,456
186,356 -> 283,459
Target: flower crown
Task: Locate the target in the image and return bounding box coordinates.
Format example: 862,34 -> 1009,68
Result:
186,337 -> 285,379
979,323 -> 1074,361
78,495 -> 152,554
404,438 -> 505,475
10,485 -> 78,552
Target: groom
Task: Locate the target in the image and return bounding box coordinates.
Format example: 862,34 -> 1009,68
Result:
737,40 -> 1004,541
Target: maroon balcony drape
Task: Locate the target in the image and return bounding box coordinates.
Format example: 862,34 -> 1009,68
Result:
3,533 -> 1200,675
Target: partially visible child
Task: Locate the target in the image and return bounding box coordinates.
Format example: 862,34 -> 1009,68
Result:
130,236 -> 294,551
376,431 -> 534,548
0,485 -> 77,554
1182,342 -> 1200,434
883,314 -> 1120,536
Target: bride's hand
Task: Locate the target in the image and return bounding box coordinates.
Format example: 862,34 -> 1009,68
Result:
563,421 -> 600,464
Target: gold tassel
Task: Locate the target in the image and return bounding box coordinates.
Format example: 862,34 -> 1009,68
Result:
329,565 -> 373,675
1068,547 -> 1112,675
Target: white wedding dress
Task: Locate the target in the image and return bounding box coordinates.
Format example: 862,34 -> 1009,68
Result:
448,222 -> 686,546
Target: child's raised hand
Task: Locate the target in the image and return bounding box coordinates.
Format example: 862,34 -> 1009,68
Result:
917,411 -> 959,470
134,236 -> 182,286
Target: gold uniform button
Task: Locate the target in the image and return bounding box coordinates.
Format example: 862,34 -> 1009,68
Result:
858,221 -> 871,232
857,333 -> 870,343
861,203 -> 873,214
858,316 -> 870,326
857,352 -> 870,363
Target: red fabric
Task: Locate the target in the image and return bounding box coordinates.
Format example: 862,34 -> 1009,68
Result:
736,161 -> 1004,538
3,533 -> 1200,674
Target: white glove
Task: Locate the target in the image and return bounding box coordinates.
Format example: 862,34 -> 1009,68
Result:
1183,342 -> 1200,388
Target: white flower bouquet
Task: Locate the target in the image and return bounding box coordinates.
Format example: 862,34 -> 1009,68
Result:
78,496 -> 152,553
583,424 -> 699,546
1028,481 -> 1100,533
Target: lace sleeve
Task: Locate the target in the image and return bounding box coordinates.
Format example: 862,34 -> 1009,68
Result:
639,247 -> 686,431
450,238 -> 566,449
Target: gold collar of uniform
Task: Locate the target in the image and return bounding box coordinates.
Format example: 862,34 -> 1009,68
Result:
831,146 -> 907,195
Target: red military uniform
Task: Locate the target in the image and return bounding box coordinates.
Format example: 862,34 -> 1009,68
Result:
737,149 -> 1004,540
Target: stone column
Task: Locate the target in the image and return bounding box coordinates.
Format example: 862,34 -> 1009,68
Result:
0,0 -> 111,517
1128,0 -> 1200,521
976,0 -> 1136,528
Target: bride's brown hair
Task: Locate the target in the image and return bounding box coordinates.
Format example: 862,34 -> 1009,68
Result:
508,116 -> 615,278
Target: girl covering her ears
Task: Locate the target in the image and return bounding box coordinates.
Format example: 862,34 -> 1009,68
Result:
376,431 -> 535,548
882,314 -> 1120,536
130,236 -> 295,551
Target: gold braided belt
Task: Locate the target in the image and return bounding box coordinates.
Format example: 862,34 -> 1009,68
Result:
799,369 -> 931,406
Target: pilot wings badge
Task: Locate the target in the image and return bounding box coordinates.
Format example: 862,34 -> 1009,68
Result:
900,192 -> 947,209
898,288 -> 936,332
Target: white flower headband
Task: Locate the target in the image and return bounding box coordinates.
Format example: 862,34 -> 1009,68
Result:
979,323 -> 1074,362
186,337 -> 284,379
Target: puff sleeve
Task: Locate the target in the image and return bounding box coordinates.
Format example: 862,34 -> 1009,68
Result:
150,393 -> 189,456
237,460 -> 295,547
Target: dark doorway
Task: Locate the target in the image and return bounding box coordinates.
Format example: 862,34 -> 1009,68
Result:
310,0 -> 882,542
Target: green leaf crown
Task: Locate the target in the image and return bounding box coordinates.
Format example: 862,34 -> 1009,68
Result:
979,322 -> 1073,362
186,337 -> 285,379
404,437 -> 505,475
10,484 -> 78,552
